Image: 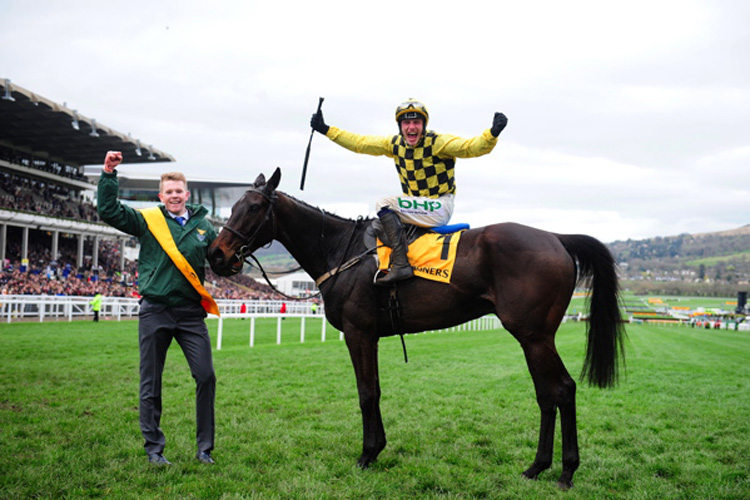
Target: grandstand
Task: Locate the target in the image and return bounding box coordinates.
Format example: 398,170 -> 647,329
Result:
0,78 -> 284,301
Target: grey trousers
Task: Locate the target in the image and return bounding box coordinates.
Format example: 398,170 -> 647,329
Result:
138,299 -> 216,455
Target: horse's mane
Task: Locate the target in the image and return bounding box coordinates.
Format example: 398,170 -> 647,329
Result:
280,190 -> 374,225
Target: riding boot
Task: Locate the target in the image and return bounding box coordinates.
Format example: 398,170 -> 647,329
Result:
376,210 -> 414,286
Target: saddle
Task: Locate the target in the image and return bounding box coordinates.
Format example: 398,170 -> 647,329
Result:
365,220 -> 469,285
364,220 -> 470,248
314,221 -> 469,288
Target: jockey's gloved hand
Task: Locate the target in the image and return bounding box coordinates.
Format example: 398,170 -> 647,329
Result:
490,112 -> 508,137
311,110 -> 329,135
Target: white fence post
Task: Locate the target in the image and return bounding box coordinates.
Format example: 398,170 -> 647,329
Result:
0,298 -> 508,348
250,317 -> 255,347
216,316 -> 224,350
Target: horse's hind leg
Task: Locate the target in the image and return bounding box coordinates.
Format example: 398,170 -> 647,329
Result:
343,330 -> 386,468
520,340 -> 579,489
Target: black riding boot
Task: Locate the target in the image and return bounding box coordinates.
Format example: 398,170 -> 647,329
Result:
376,211 -> 414,286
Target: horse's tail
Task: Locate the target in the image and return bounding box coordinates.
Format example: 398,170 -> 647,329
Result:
557,234 -> 625,388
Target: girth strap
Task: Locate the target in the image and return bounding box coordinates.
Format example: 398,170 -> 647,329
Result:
388,288 -> 408,363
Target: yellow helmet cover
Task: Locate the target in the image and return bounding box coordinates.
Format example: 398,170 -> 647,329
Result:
395,99 -> 429,126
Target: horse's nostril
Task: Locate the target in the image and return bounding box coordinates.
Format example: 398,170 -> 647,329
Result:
208,247 -> 223,266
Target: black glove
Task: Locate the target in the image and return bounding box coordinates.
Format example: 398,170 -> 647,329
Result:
310,110 -> 329,135
490,112 -> 508,137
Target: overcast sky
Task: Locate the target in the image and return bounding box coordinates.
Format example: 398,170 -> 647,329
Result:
2,0 -> 748,243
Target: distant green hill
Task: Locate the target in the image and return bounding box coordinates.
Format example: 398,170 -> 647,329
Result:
608,224 -> 750,296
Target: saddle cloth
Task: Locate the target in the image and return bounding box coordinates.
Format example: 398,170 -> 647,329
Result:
376,229 -> 464,284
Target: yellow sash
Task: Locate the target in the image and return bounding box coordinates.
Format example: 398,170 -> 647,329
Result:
377,231 -> 462,284
139,207 -> 220,316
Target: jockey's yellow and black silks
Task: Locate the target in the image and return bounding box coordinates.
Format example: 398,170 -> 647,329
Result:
391,131 -> 455,197
325,127 -> 498,198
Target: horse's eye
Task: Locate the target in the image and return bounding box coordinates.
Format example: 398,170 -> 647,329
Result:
248,203 -> 261,213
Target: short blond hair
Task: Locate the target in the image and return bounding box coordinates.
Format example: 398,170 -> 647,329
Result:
159,172 -> 188,192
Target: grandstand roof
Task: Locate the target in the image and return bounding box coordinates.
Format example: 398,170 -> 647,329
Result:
83,167 -> 254,215
0,78 -> 174,167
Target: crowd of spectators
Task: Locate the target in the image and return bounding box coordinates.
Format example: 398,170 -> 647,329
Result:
1,147 -> 285,301
0,145 -> 88,183
1,239 -> 284,301
0,170 -> 99,221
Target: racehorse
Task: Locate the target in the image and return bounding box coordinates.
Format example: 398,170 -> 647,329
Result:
207,168 -> 625,489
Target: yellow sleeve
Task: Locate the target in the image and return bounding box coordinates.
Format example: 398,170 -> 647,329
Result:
433,129 -> 498,159
326,126 -> 395,158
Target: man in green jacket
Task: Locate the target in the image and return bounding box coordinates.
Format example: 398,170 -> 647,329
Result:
311,99 -> 507,286
97,151 -> 218,466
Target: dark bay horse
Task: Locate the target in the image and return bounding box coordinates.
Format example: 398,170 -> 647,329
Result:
208,168 -> 625,489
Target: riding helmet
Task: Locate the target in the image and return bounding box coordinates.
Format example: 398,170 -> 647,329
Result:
395,99 -> 429,126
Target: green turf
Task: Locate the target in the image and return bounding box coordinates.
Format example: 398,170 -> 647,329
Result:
1,318 -> 748,499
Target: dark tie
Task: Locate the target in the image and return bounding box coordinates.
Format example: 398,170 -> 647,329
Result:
175,216 -> 186,226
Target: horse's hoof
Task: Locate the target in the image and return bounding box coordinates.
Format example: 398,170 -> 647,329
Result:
357,456 -> 374,469
521,463 -> 546,480
521,470 -> 539,481
557,479 -> 573,490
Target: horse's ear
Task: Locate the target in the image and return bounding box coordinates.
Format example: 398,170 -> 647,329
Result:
267,167 -> 281,192
253,173 -> 266,187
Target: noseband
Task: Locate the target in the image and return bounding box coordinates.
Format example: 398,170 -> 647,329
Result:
221,187 -> 277,267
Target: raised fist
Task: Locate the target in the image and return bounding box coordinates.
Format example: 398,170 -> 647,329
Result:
490,112 -> 508,137
104,151 -> 123,173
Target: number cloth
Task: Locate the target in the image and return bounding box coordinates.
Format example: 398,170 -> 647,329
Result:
377,231 -> 463,284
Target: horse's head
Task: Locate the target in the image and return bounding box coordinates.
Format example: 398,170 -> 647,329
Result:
208,168 -> 281,277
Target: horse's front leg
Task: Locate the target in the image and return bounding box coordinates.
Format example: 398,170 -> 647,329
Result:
344,331 -> 386,468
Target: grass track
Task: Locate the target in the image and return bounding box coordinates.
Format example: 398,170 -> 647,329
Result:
1,319 -> 749,499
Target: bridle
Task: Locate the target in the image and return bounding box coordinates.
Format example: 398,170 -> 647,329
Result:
219,187 -> 322,301
219,188 -> 377,302
221,187 -> 278,268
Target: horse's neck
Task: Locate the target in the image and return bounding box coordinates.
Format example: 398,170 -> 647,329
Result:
275,193 -> 357,279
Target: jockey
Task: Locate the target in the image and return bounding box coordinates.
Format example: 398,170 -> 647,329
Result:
311,98 -> 507,286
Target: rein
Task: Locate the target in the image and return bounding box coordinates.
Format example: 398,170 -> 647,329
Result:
244,253 -> 321,301
222,195 -> 408,363
224,193 -> 374,301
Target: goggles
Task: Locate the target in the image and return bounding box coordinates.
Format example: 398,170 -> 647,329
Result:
395,99 -> 429,124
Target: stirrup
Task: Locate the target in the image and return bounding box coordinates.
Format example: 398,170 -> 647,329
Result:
374,265 -> 414,287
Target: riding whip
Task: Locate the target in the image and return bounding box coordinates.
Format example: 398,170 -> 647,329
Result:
300,97 -> 324,190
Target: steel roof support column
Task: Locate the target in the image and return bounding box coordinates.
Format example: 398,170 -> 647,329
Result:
119,237 -> 126,272
0,224 -> 6,266
51,230 -> 59,261
21,226 -> 29,263
92,235 -> 100,269
77,233 -> 84,269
